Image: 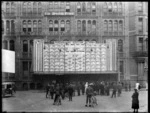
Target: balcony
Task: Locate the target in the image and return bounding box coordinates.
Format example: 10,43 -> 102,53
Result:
117,52 -> 125,58
22,52 -> 32,59
132,51 -> 148,58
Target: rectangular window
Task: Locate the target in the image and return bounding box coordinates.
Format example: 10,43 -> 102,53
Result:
138,2 -> 143,12
77,8 -> 81,13
138,18 -> 143,33
120,61 -> 123,74
23,28 -> 26,33
49,28 -> 53,31
28,28 -> 31,32
61,28 -> 65,31
66,8 -> 70,12
54,28 -> 58,31
138,37 -> 143,51
23,61 -> 28,71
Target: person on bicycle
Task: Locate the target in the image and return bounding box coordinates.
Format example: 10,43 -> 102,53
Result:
53,83 -> 61,105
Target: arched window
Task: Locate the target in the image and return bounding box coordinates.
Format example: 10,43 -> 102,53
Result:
104,20 -> 108,32
33,2 -> 37,14
60,20 -> 65,33
22,2 -> 26,14
103,2 -> 108,13
119,20 -> 123,32
82,20 -> 86,33
49,20 -> 53,32
108,20 -> 113,32
118,2 -> 122,13
92,2 -> 96,13
66,2 -> 70,12
77,20 -> 81,34
108,2 -> 112,13
11,20 -> 15,33
6,2 -> 10,14
87,20 -> 91,34
118,39 -> 123,52
38,2 -> 42,14
33,20 -> 37,33
66,20 -> 70,33
54,20 -> 58,34
28,20 -> 32,33
23,40 -> 28,52
11,2 -> 15,14
77,2 -> 81,13
82,2 -> 86,13
38,20 -> 42,34
92,20 -> 96,34
6,20 -> 10,33
87,2 -> 91,13
114,2 -> 117,12
3,40 -> 8,49
23,20 -> 27,33
10,40 -> 15,51
27,2 -> 32,14
30,40 -> 33,53
114,20 -> 118,32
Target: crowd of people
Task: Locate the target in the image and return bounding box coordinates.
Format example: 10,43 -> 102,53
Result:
45,80 -> 141,112
45,81 -> 132,106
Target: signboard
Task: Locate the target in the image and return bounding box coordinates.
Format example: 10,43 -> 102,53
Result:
45,12 -> 74,16
33,40 -> 117,73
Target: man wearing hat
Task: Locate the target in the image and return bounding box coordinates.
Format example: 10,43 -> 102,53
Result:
85,83 -> 94,107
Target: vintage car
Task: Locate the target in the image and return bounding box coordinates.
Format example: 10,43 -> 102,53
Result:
2,82 -> 15,97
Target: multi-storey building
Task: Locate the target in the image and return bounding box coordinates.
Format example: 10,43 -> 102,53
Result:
2,2 -> 148,90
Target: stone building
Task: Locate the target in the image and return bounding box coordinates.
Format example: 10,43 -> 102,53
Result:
2,2 -> 148,90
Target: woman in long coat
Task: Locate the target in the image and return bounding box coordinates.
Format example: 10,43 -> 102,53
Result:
132,89 -> 139,113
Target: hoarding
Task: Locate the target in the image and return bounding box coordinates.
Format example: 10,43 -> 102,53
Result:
2,49 -> 15,73
33,40 -> 117,73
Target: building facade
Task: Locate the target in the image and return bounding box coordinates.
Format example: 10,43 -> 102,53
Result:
2,2 -> 148,90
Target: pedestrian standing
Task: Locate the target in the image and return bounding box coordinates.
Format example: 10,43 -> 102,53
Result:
85,83 -> 94,107
111,82 -> 117,98
129,83 -> 131,91
132,89 -> 139,113
85,82 -> 88,94
50,83 -> 55,99
117,82 -> 121,97
68,84 -> 74,101
81,82 -> 85,95
77,82 -> 81,96
46,83 -> 50,98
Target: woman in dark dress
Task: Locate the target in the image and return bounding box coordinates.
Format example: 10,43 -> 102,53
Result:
132,89 -> 139,113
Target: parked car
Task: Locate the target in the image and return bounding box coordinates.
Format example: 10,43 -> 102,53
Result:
2,82 -> 15,97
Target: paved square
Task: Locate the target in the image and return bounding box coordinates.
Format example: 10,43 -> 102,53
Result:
2,90 -> 148,112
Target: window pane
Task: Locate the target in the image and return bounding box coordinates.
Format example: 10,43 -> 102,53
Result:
23,61 -> 28,71
10,40 -> 15,51
23,40 -> 28,52
82,20 -> 86,32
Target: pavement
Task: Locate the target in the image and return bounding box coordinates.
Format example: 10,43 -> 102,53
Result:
2,89 -> 148,112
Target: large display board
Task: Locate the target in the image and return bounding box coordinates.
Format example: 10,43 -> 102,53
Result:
33,40 -> 117,73
2,49 -> 15,73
